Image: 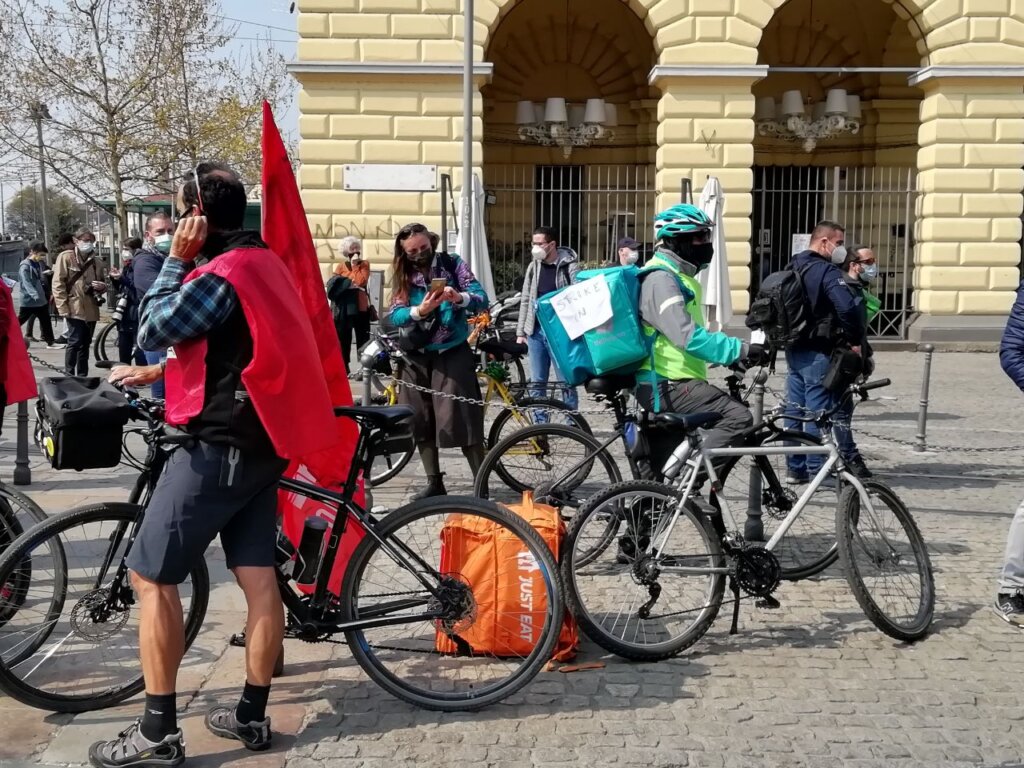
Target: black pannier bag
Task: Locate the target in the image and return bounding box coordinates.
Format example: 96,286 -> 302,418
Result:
35,377 -> 132,470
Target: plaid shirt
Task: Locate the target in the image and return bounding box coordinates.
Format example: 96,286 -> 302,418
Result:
137,257 -> 238,352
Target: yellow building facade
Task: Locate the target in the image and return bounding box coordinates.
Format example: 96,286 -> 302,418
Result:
292,0 -> 1024,341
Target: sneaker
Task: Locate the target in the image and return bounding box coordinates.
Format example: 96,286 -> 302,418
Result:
993,592 -> 1024,626
846,456 -> 873,479
88,719 -> 185,768
55,335 -> 68,344
785,472 -> 808,486
46,342 -> 65,350
205,706 -> 272,751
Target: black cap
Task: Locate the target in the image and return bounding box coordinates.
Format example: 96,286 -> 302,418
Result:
618,237 -> 639,250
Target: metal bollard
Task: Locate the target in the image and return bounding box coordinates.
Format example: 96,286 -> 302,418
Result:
914,343 -> 935,453
14,401 -> 31,485
745,368 -> 769,528
361,365 -> 373,408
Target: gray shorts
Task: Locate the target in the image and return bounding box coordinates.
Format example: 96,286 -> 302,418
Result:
126,441 -> 288,585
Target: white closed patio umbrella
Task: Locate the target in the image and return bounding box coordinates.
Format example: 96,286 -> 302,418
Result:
698,176 -> 733,332
455,173 -> 495,304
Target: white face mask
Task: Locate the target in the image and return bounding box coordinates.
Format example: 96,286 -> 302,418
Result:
623,249 -> 639,265
153,233 -> 172,254
531,245 -> 547,261
77,241 -> 95,255
830,244 -> 847,265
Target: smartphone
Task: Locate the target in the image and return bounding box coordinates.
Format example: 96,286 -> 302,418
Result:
430,278 -> 447,294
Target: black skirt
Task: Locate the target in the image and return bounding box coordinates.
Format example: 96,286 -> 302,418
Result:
397,342 -> 484,448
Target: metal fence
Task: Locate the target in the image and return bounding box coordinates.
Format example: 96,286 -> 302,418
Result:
482,164 -> 657,294
752,165 -> 917,339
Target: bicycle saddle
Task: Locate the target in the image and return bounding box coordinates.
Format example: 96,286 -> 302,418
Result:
584,375 -> 635,397
334,405 -> 413,427
651,411 -> 723,432
478,338 -> 528,360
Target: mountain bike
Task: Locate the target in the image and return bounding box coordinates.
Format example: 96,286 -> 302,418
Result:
475,370 -> 844,580
560,377 -> 934,663
0,389 -> 564,714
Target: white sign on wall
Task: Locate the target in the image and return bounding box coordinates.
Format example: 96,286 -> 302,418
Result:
344,164 -> 438,191
552,275 -> 614,340
791,233 -> 811,254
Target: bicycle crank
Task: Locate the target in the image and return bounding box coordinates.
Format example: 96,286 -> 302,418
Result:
734,547 -> 781,599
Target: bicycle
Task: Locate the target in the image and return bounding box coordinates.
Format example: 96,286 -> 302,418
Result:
0,389 -> 564,714
560,377 -> 934,663
0,482 -> 52,666
359,327 -> 591,485
475,370 -> 844,580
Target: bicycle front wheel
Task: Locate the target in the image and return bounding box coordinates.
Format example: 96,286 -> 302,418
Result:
341,495 -> 563,711
714,431 -> 839,580
0,503 -> 210,712
474,423 -> 622,512
563,480 -> 725,661
486,397 -> 592,449
836,481 -> 934,641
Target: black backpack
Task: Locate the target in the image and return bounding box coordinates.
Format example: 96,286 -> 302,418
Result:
746,262 -> 816,347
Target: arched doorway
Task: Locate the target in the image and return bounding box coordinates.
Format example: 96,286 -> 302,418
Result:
482,0 -> 657,293
753,0 -> 922,337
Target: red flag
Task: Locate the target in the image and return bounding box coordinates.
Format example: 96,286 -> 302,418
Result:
261,102 -> 364,592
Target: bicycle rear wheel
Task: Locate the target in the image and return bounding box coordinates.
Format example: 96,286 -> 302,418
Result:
486,397 -> 592,449
836,481 -> 934,641
714,431 -> 839,580
0,503 -> 210,712
474,423 -> 622,513
341,496 -> 563,711
563,480 -> 725,661
0,485 -> 59,665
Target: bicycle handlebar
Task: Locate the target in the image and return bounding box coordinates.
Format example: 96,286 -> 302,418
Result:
858,377 -> 891,392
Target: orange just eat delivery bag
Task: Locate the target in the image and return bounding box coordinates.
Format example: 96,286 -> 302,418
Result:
435,492 -> 578,661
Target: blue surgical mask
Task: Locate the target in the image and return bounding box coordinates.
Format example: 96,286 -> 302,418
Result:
860,263 -> 878,283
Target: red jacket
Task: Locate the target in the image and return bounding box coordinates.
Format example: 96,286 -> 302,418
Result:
164,247 -> 340,460
0,282 -> 36,404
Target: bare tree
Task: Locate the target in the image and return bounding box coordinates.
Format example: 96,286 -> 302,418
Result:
0,0 -> 292,234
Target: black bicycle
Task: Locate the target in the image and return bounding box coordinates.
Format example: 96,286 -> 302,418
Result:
0,391 -> 564,713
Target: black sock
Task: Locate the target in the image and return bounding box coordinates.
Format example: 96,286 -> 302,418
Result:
236,681 -> 271,724
140,692 -> 177,741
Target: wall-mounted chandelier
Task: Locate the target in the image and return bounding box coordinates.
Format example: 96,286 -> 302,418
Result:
755,89 -> 861,152
515,98 -> 617,158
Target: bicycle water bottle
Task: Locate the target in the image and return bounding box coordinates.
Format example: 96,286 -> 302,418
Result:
293,516 -> 328,585
660,438 -> 693,480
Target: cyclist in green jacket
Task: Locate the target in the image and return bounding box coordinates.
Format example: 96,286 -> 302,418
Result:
635,204 -> 764,452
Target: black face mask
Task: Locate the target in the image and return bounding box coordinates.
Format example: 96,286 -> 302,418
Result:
408,250 -> 433,267
690,242 -> 715,270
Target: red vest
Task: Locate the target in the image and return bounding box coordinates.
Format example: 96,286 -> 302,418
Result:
0,282 -> 36,405
164,247 -> 340,460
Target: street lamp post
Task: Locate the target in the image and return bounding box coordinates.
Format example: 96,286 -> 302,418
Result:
28,101 -> 51,247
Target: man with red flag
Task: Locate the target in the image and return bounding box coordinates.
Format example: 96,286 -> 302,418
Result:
98,162 -> 342,767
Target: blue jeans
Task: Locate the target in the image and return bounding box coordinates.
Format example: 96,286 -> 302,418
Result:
527,328 -> 578,417
145,348 -> 166,399
784,347 -> 834,476
833,396 -> 859,462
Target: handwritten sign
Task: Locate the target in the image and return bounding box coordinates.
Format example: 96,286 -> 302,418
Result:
551,275 -> 614,340
791,234 -> 811,254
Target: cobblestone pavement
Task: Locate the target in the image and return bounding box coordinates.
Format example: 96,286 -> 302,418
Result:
2,345 -> 1024,768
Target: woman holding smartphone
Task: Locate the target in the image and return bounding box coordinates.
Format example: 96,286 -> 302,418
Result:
388,223 -> 490,498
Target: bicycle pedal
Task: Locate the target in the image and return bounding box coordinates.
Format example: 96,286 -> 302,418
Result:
229,631 -> 247,647
755,595 -> 781,610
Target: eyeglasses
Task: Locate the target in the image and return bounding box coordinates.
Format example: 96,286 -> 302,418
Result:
397,224 -> 428,240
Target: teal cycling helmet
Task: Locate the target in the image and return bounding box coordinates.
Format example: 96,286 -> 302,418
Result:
653,204 -> 713,241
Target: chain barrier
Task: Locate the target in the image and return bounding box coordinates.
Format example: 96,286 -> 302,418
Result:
762,384 -> 1022,455
27,350 -> 66,376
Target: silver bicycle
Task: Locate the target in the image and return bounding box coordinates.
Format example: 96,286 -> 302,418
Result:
561,377 -> 935,661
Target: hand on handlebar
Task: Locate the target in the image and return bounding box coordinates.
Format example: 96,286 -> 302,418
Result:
108,363 -> 163,388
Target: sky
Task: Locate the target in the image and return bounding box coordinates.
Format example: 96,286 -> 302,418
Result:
218,0 -> 301,137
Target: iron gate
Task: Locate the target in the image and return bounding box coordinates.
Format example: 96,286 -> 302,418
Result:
482,164 -> 657,294
752,165 -> 917,339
